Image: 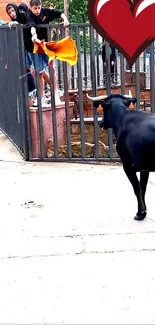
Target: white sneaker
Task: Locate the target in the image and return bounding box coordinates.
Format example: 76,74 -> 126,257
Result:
55,93 -> 65,106
55,95 -> 65,106
41,97 -> 51,107
44,97 -> 51,104
57,89 -> 64,97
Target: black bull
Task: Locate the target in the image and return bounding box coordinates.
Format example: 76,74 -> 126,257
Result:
89,93 -> 155,221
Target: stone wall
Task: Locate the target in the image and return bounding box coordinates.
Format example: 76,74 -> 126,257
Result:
125,71 -> 146,90
70,119 -> 109,145
68,119 -> 118,158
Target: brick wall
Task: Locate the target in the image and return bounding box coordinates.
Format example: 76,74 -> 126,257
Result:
0,0 -> 29,22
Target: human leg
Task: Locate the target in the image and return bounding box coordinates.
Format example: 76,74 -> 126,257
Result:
43,56 -> 64,105
28,53 -> 50,107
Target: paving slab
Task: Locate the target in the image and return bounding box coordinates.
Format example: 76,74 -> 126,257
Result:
0,131 -> 155,324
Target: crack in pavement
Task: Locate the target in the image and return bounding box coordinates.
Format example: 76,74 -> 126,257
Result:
1,248 -> 155,260
32,230 -> 155,239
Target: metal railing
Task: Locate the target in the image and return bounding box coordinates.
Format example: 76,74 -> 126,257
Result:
0,24 -> 29,159
0,23 -> 154,162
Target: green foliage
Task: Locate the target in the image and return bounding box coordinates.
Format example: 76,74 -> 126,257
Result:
79,33 -> 90,53
42,0 -> 88,23
71,31 -> 102,54
69,0 -> 88,23
42,0 -> 63,10
41,0 -> 103,54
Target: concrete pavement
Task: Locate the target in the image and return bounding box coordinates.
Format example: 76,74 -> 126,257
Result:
0,131 -> 155,324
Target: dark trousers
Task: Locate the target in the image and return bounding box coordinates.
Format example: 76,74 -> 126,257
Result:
103,62 -> 115,75
103,61 -> 117,84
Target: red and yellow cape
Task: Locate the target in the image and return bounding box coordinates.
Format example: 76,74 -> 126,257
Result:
33,36 -> 78,66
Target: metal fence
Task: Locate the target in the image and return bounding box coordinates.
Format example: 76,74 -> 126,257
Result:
0,23 -> 155,162
0,24 -> 29,159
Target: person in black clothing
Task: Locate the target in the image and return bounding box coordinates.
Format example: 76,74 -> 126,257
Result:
18,2 -> 29,15
102,42 -> 117,85
27,67 -> 36,106
6,2 -> 28,26
6,3 -> 33,70
26,0 -> 70,106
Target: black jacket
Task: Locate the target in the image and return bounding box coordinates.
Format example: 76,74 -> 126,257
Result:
6,2 -> 31,52
27,67 -> 35,93
102,43 -> 116,62
25,8 -> 62,52
6,2 -> 28,24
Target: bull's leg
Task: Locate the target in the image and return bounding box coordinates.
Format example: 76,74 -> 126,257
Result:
123,163 -> 147,221
140,171 -> 149,212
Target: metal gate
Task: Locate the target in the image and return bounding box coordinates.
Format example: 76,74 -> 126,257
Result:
0,24 -> 29,159
0,23 -> 155,162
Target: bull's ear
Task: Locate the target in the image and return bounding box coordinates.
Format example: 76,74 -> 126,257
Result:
93,101 -> 101,108
124,98 -> 137,107
93,100 -> 106,109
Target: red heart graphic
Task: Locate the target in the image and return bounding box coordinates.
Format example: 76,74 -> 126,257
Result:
88,0 -> 155,67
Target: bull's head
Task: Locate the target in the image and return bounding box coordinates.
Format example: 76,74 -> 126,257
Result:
87,91 -> 137,130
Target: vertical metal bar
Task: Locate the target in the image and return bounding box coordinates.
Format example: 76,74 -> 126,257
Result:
90,26 -> 99,158
34,53 -> 45,159
120,54 -> 125,94
62,62 -> 72,159
20,26 -> 32,159
150,42 -> 155,113
56,26 -> 62,88
1,27 -> 8,133
10,28 -> 20,152
105,41 -> 111,94
48,65 -> 59,159
57,60 -> 62,88
143,50 -> 146,72
47,26 -> 58,159
107,128 -> 113,159
90,26 -> 96,94
10,28 -> 19,144
21,30 -> 33,160
61,27 -> 72,159
58,27 -> 63,88
70,26 -> 75,89
0,26 -> 28,157
96,32 -> 100,87
126,60 -> 130,71
76,25 -> 85,158
135,58 -> 140,106
105,41 -> 113,159
114,49 -> 118,84
83,26 -> 88,89
93,103 -> 99,159
102,39 -> 105,87
16,25 -> 29,160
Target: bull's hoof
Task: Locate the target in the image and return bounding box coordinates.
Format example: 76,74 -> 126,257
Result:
134,210 -> 147,221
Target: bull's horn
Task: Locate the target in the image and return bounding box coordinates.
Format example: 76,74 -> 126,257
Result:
123,94 -> 131,98
123,90 -> 133,98
86,93 -> 108,101
128,90 -> 132,97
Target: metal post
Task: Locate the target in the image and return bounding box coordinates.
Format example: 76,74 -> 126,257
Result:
76,25 -> 86,158
150,42 -> 155,113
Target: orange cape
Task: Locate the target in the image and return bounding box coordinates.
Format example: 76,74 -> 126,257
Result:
33,36 -> 78,66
